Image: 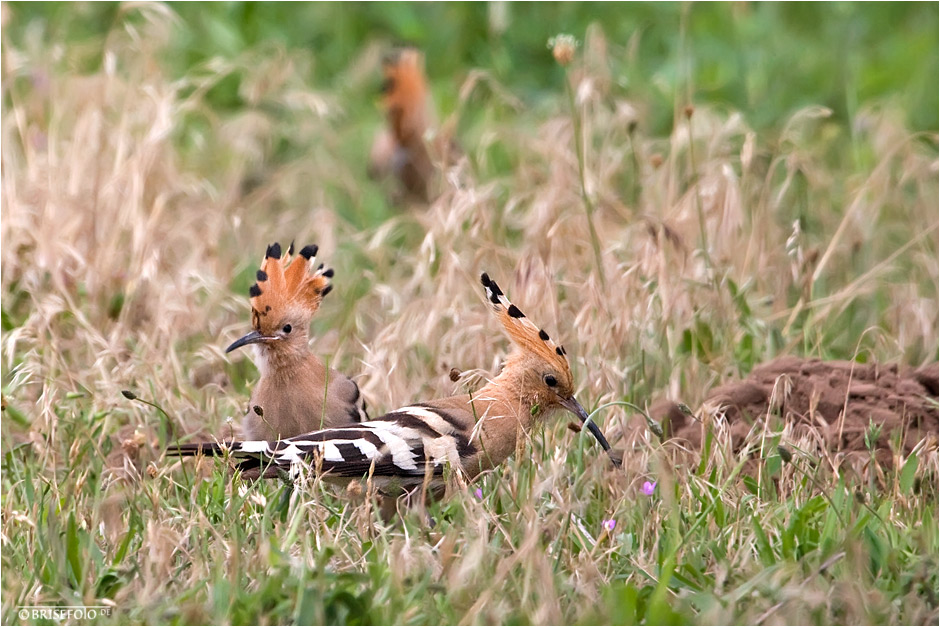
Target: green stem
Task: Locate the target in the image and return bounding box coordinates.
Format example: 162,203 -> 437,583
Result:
586,399 -> 665,441
564,74 -> 607,288
124,390 -> 189,485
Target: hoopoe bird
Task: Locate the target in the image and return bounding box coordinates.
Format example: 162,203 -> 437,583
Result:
225,242 -> 368,441
171,273 -> 615,492
368,47 -> 436,201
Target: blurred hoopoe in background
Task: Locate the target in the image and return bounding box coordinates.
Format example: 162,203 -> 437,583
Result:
171,273 -> 615,493
368,47 -> 457,202
225,242 -> 368,440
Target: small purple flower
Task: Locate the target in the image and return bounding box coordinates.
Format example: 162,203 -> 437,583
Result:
474,487 -> 483,500
602,519 -> 616,532
641,481 -> 657,496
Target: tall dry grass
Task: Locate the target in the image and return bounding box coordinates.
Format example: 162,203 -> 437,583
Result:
2,7 -> 937,625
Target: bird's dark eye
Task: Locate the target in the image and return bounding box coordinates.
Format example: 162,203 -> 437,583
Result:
282,324 -> 292,334
543,374 -> 557,387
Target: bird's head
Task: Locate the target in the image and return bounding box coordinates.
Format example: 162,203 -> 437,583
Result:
226,242 -> 333,362
479,273 -> 614,457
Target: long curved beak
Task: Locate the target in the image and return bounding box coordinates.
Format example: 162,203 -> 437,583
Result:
225,330 -> 278,353
560,395 -> 621,467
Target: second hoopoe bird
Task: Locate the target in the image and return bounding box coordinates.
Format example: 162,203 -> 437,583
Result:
368,47 -> 459,202
225,242 -> 368,440
173,273 -> 615,491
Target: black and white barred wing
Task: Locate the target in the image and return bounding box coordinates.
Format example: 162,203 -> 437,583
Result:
172,405 -> 472,480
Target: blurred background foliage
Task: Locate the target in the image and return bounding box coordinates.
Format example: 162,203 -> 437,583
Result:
7,1 -> 939,134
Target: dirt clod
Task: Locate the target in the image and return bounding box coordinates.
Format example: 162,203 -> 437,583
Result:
654,357 -> 938,466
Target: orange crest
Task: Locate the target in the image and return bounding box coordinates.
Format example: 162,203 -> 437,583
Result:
480,273 -> 571,375
249,242 -> 333,331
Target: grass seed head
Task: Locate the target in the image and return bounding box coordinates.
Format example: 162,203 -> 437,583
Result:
548,34 -> 578,66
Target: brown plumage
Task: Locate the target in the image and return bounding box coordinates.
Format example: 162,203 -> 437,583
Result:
172,273 -> 616,493
368,47 -> 436,201
226,242 -> 367,441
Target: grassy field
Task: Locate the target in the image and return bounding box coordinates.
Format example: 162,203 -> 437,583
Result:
2,2 -> 938,624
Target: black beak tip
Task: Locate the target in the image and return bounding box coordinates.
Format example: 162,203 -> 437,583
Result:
607,448 -> 624,468
563,395 -> 621,467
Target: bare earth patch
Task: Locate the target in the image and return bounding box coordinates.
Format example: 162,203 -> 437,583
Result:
652,357 -> 938,466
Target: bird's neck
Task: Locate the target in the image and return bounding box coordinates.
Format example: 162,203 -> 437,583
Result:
467,368 -> 544,473
252,340 -> 321,384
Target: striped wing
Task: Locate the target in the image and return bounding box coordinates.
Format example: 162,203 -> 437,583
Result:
171,405 -> 474,481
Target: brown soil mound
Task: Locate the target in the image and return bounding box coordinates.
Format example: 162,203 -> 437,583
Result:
652,357 -> 938,465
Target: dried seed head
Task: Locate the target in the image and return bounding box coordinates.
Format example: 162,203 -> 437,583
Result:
346,479 -> 364,499
449,367 -> 462,382
121,390 -> 137,400
645,414 -> 664,439
650,154 -> 664,169
684,104 -> 695,119
741,131 -> 756,171
548,34 -> 578,67
122,429 -> 146,450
